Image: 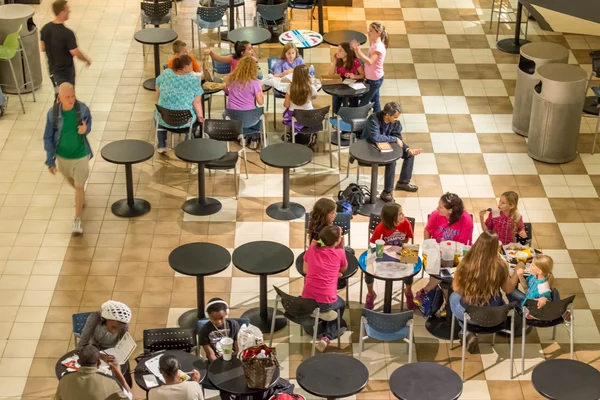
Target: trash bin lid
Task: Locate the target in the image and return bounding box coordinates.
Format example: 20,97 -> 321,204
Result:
538,64 -> 587,83
0,4 -> 35,22
520,42 -> 569,64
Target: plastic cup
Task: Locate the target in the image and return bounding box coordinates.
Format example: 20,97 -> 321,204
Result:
220,337 -> 234,361
375,240 -> 385,257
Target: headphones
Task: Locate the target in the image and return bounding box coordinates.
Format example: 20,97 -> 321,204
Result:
204,299 -> 230,317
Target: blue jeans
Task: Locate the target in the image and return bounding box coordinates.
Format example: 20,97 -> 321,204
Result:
157,121 -> 200,148
243,120 -> 261,139
506,289 -> 560,311
449,292 -> 504,327
359,77 -> 384,112
317,295 -> 346,340
384,148 -> 415,193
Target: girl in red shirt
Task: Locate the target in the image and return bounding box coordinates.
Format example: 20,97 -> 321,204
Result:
366,203 -> 415,309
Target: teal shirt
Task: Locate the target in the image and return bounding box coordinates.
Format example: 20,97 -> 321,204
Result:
522,275 -> 552,306
56,109 -> 87,159
155,69 -> 203,128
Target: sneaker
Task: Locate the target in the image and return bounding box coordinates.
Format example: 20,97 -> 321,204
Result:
380,191 -> 394,203
414,289 -> 426,309
157,147 -> 167,154
249,139 -> 259,150
72,217 -> 83,235
395,182 -> 419,192
315,337 -> 330,353
465,332 -> 479,354
312,309 -> 338,321
405,293 -> 415,310
365,292 -> 377,310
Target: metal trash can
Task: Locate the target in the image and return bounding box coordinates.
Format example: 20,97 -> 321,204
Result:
512,42 -> 568,137
527,64 -> 588,164
0,4 -> 42,94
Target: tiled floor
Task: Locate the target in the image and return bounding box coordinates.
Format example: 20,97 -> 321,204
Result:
0,0 -> 599,398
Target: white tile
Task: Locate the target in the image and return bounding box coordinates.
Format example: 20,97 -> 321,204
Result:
558,223 -> 588,236
581,279 -> 600,294
563,236 -> 594,249
570,187 -> 598,198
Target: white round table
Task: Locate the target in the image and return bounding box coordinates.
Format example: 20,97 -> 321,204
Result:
279,29 -> 323,56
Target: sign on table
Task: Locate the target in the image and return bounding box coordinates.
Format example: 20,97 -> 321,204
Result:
279,30 -> 323,48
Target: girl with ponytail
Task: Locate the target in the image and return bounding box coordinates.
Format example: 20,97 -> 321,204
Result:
206,40 -> 255,71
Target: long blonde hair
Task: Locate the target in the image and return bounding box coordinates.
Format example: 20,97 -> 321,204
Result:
289,64 -> 311,106
370,22 -> 389,48
532,254 -> 554,288
454,231 -> 507,306
228,56 -> 257,86
501,191 -> 522,235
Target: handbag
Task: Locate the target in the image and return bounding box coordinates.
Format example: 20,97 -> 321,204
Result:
240,344 -> 279,389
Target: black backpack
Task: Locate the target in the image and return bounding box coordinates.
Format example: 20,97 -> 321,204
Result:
338,183 -> 370,214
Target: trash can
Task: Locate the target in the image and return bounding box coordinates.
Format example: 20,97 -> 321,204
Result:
512,42 -> 568,137
0,4 -> 42,94
527,64 -> 588,164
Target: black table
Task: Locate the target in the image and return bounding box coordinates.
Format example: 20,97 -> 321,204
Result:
208,356 -> 280,400
232,241 -> 294,332
260,143 -> 313,221
169,242 -> 231,328
296,354 -> 369,400
349,140 -> 403,216
389,362 -> 463,400
175,138 -> 227,216
133,28 -> 178,91
134,350 -> 207,392
323,82 -> 370,147
425,273 -> 459,340
101,140 -> 154,218
323,30 -> 367,47
496,1 -> 530,54
532,359 -> 600,400
227,27 -> 272,46
55,349 -> 131,380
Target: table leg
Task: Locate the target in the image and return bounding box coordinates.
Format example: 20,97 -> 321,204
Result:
178,275 -> 206,329
265,167 -> 306,220
241,274 -> 287,333
383,280 -> 393,313
317,0 -> 324,35
143,44 -> 160,91
110,163 -> 151,218
182,163 -> 222,216
357,163 -> 385,216
496,2 -> 530,54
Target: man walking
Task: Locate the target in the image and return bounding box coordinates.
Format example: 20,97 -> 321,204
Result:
361,101 -> 422,203
43,83 -> 92,235
40,0 -> 91,87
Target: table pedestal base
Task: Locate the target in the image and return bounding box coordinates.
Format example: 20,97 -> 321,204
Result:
426,316 -> 460,340
358,197 -> 385,217
496,38 -> 529,54
266,202 -> 305,221
329,132 -> 351,147
143,78 -> 156,91
183,197 -> 222,216
241,307 -> 287,333
111,199 -> 151,218
583,96 -> 599,116
178,309 -> 202,329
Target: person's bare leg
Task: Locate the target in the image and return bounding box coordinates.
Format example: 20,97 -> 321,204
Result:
75,186 -> 85,218
367,283 -> 375,295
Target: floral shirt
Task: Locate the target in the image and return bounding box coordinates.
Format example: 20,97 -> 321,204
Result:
155,69 -> 203,128
485,211 -> 525,245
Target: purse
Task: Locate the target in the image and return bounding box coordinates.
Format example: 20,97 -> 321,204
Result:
239,344 -> 279,389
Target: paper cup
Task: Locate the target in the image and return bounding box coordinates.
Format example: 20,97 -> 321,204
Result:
375,240 -> 385,257
220,337 -> 234,361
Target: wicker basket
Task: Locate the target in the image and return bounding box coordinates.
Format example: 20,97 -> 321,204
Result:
240,345 -> 279,389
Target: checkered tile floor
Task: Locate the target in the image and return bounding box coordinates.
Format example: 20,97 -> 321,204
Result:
0,0 -> 599,398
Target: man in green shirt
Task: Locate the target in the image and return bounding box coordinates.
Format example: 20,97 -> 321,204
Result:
43,83 -> 93,234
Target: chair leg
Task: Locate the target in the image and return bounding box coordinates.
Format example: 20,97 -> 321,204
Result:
450,316 -> 456,349
359,271 -> 364,304
20,44 -> 35,102
570,306 -> 574,359
522,312 -> 526,376
495,0 -> 503,41
7,60 -> 25,114
492,333 -> 496,346
400,281 -> 405,311
337,128 -> 342,170
172,0 -> 177,16
273,92 -> 276,130
311,312 -> 319,357
191,20 -> 195,49
510,313 -> 515,379
243,148 -> 249,179
243,3 -> 246,27
234,165 -> 238,199
345,279 -> 349,307
337,312 -> 341,349
358,318 -> 364,360
269,296 -> 279,347
461,321 -> 467,381
552,325 -> 556,340
592,113 -> 600,155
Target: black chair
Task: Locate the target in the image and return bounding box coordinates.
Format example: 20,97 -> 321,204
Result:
140,0 -> 173,56
224,108 -> 268,147
154,105 -> 197,160
216,0 -> 246,28
256,3 -> 289,34
269,286 -> 342,356
329,103 -> 373,172
72,312 -> 92,347
521,292 -> 575,375
203,119 -> 247,198
289,106 -> 331,163
191,5 -> 228,49
450,302 -> 517,381
287,0 -> 316,30
143,328 -> 199,356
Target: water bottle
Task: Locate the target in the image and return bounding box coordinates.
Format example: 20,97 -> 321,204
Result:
309,64 -> 315,78
257,66 -> 263,80
256,350 -> 267,359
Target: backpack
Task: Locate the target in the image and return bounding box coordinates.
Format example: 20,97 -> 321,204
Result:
418,287 -> 444,317
338,183 -> 370,214
53,100 -> 83,132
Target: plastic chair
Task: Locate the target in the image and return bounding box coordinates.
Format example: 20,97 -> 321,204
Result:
289,106 -> 331,163
216,0 -> 246,28
256,3 -> 289,33
143,328 -> 199,356
203,119 -> 247,198
0,25 -> 36,114
287,0 -> 316,30
212,55 -> 232,75
521,292 -> 575,375
450,302 -> 517,381
155,104 -> 195,146
141,0 -> 172,28
224,107 -> 268,147
330,103 -> 372,175
72,312 -> 92,347
191,5 -> 228,49
302,212 -> 351,250
592,86 -> 600,154
269,286 -> 342,357
359,309 -> 413,362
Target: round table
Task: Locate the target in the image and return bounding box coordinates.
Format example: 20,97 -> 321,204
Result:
227,27 -> 272,46
389,362 -> 463,400
134,350 -> 207,392
202,76 -> 224,119
208,356 -> 280,400
101,140 -> 155,218
279,29 -> 323,56
532,359 -> 600,400
323,30 -> 367,46
232,241 -> 294,332
260,143 -> 313,221
296,354 -> 369,400
133,28 -> 178,91
323,82 -> 370,147
169,242 -> 231,328
358,250 -> 422,314
175,138 -> 227,216
349,140 -> 403,216
55,349 -> 131,381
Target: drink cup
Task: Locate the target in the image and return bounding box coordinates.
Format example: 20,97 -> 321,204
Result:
220,337 -> 234,361
375,240 -> 385,257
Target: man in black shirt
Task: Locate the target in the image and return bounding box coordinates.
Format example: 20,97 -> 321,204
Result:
40,0 -> 91,87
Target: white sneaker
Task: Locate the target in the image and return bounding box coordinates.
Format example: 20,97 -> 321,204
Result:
157,147 -> 167,154
72,218 -> 83,235
249,139 -> 259,150
312,309 -> 337,321
315,337 -> 330,353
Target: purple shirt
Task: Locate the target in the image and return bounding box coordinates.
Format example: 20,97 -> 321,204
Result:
227,80 -> 261,111
273,57 -> 305,74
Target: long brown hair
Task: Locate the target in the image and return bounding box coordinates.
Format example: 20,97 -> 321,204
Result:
289,64 -> 311,106
370,21 -> 389,48
501,191 -> 522,235
440,192 -> 465,226
280,43 -> 299,60
532,254 -> 554,288
228,56 -> 257,86
308,198 -> 336,241
336,42 -> 357,71
454,231 -> 507,306
381,203 -> 402,230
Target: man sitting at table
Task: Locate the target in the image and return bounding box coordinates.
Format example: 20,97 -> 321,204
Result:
361,101 -> 422,203
148,354 -> 203,400
55,344 -> 131,400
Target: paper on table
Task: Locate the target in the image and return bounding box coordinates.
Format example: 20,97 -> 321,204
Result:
103,332 -> 137,365
145,354 -> 166,383
348,82 -> 366,90
374,261 -> 413,279
143,374 -> 160,389
343,79 -> 356,84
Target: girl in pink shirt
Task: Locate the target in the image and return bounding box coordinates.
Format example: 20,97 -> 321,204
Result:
207,41 -> 254,72
350,22 -> 388,112
302,225 -> 348,352
479,191 -> 527,245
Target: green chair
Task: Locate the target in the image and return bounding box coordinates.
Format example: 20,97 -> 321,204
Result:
0,25 -> 36,114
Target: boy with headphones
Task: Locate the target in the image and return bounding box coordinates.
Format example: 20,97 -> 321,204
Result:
198,298 -> 240,361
